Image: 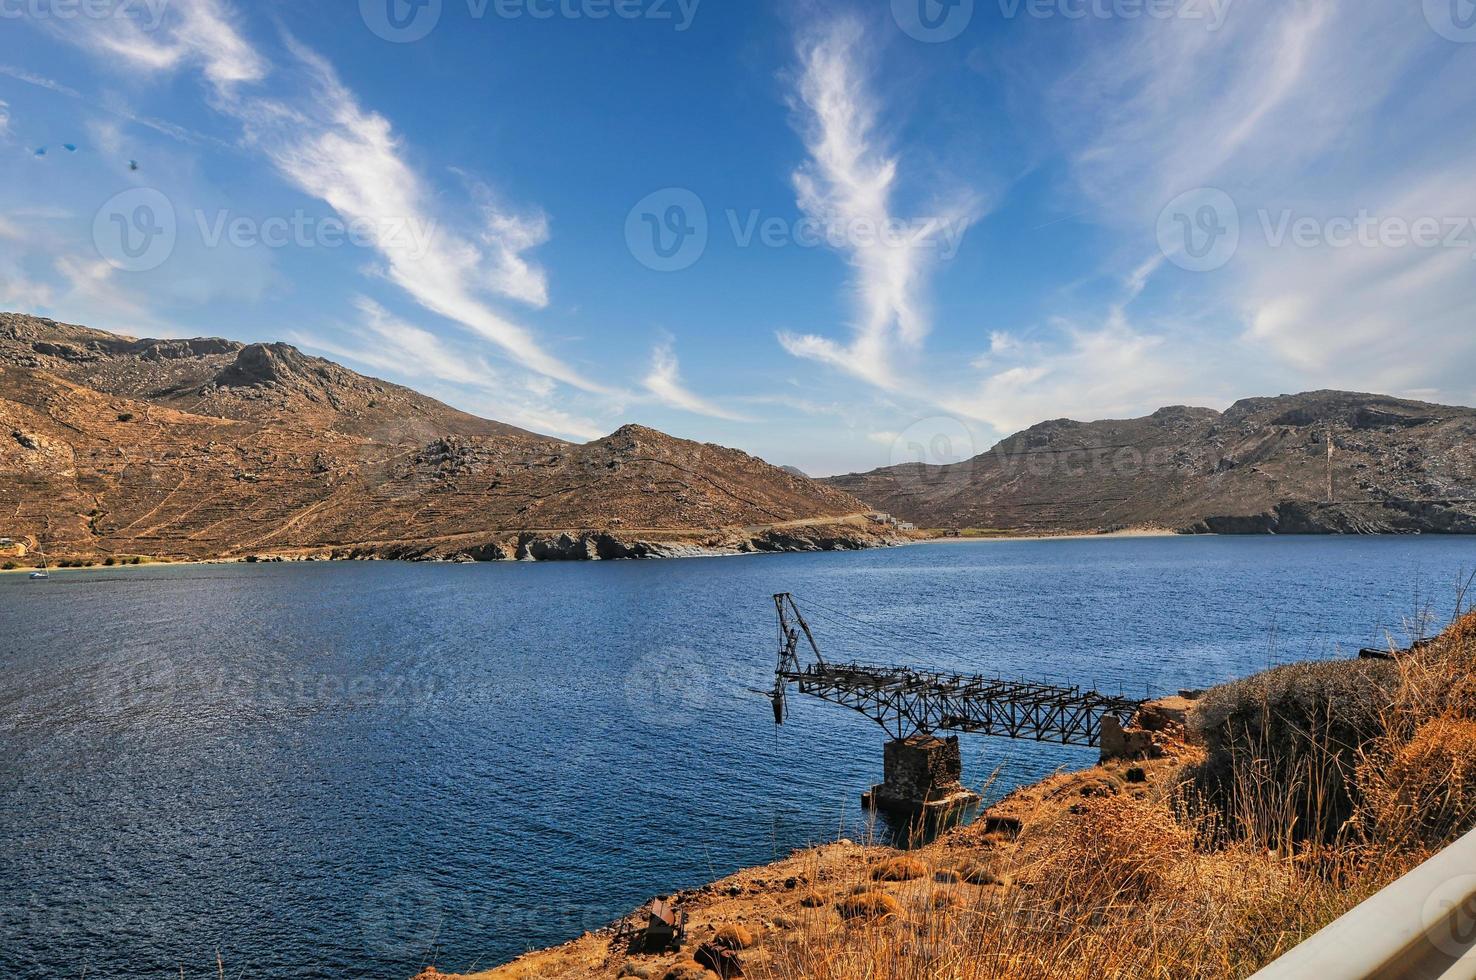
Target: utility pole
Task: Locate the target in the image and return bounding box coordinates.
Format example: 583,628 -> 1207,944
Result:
1326,425 -> 1335,504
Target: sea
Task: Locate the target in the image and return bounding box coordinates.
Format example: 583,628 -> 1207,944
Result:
2,535 -> 1472,977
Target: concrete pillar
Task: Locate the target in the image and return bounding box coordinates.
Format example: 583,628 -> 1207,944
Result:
862,733 -> 980,814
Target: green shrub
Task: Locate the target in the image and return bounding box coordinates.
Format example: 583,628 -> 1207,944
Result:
1184,659 -> 1397,845
2,561 -> 16,570
104,557 -> 116,566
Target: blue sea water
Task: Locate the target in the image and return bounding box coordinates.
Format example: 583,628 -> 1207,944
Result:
1,536 -> 1472,978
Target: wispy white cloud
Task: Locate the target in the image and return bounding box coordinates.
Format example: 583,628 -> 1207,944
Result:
52,0 -> 266,87
733,392 -> 849,418
291,298 -> 608,441
641,341 -> 751,421
1240,167 -> 1476,394
945,318 -> 1204,434
44,0 -> 609,396
339,297 -> 499,388
962,0 -> 1476,427
1046,1 -> 1405,223
0,60 -> 223,148
0,64 -> 83,98
777,17 -> 977,390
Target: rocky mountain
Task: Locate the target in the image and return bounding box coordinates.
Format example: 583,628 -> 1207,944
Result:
0,313 -> 894,562
826,392 -> 1476,534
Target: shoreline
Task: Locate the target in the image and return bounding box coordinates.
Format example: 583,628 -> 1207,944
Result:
11,526 -> 1471,576
917,525 -> 1182,543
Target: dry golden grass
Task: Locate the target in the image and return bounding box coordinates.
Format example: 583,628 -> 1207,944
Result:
743,608 -> 1476,980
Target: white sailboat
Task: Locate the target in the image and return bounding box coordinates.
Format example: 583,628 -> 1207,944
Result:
28,543 -> 48,580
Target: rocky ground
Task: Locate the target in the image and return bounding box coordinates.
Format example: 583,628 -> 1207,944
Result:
0,314 -> 902,563
827,391 -> 1476,535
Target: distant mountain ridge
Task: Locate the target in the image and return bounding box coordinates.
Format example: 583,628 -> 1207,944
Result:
826,391 -> 1476,535
0,313 -> 896,562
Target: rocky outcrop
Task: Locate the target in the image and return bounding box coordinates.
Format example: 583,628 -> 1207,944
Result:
828,390 -> 1476,535
353,522 -> 906,564
1190,499 -> 1476,535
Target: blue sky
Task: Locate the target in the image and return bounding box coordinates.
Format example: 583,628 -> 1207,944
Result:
2,0 -> 1476,475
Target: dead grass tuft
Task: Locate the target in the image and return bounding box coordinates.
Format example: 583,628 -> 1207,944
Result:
835,891 -> 902,921
712,924 -> 753,950
796,890 -> 826,908
871,856 -> 927,882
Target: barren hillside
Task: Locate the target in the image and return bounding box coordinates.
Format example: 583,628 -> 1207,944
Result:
0,313 -> 891,562
827,393 -> 1476,534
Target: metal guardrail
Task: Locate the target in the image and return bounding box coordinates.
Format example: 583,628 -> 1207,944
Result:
1251,825 -> 1476,979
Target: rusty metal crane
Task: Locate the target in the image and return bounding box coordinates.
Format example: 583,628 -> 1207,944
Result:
767,592 -> 1142,747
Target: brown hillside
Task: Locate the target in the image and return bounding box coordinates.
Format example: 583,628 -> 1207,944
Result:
826,393 -> 1476,534
0,313 -> 886,562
